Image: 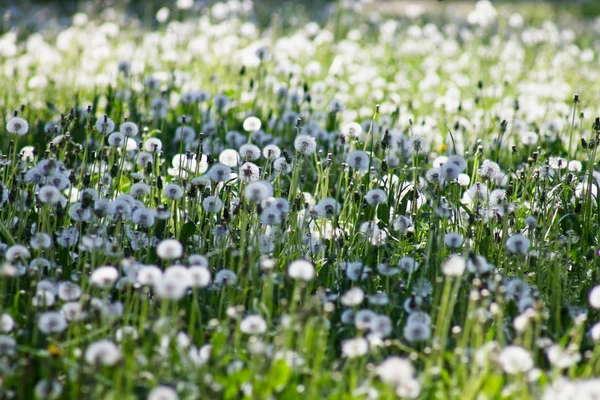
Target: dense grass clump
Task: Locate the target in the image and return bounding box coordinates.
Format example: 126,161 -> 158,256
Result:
2,0 -> 600,398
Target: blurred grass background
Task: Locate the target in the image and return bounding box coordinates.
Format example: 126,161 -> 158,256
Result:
1,0 -> 599,35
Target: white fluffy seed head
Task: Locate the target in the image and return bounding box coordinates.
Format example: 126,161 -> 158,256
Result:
156,239 -> 183,260
288,260 -> 315,281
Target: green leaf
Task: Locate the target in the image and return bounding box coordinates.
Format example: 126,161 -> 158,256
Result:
268,359 -> 292,392
180,221 -> 198,246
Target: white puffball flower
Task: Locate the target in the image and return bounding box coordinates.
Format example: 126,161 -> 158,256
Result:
441,254 -> 466,277
156,239 -> 184,260
497,345 -> 533,374
288,260 -> 315,281
294,135 -> 317,155
589,285 -> 600,309
590,322 -> 600,341
90,266 -> 119,289
376,356 -> 415,387
240,315 -> 267,335
243,116 -> 262,132
85,340 -> 121,366
148,386 -> 179,400
340,287 -> 365,307
341,337 -> 369,358
95,116 -> 115,134
7,116 -> 29,136
506,234 -> 530,255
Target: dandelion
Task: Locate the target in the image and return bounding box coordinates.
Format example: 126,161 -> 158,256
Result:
213,94 -> 230,111
7,116 -> 29,135
95,116 -> 115,134
1,314 -> 15,332
239,144 -> 261,162
62,302 -> 85,321
521,131 -> 538,146
150,97 -> 169,119
345,261 -> 370,280
219,149 -> 240,167
130,182 -> 151,197
293,135 -> 317,155
546,345 -> 581,369
263,144 -> 281,160
58,282 -> 81,301
0,335 -> 16,356
164,265 -> 192,282
316,198 -> 341,217
260,207 -> 282,225
589,286 -> 600,309
243,116 -> 262,132
341,287 -> 365,306
214,269 -> 237,286
38,312 -> 68,334
591,322 -> 600,341
441,254 -> 466,277
346,150 -> 370,172
446,155 -> 467,172
90,266 -> 119,289
188,266 -> 211,288
398,257 -> 419,273
506,233 -> 530,255
154,277 -> 187,300
354,309 -> 377,330
148,386 -> 179,400
392,215 -> 412,234
273,157 -> 293,173
240,315 -> 267,335
136,152 -> 154,167
365,189 -> 387,205
403,321 -> 431,343
569,160 -> 582,172
132,208 -> 156,228
108,132 -> 125,148
69,202 -> 92,222
376,357 -> 415,387
341,337 -> 369,358
136,265 -> 163,286
174,126 -> 195,144
239,162 -> 261,182
144,137 -> 163,152
377,263 -> 400,276
466,254 -> 493,275
5,245 -> 30,262
265,197 -> 290,213
407,135 -> 430,155
371,315 -> 393,337
288,260 -> 315,281
245,180 -> 273,202
440,162 -> 459,181
202,196 -> 223,213
395,379 -> 421,399
34,379 -> 63,399
85,340 -> 121,366
120,121 -> 139,137
341,122 -> 362,138
163,183 -> 184,200
156,239 -> 183,260
444,232 -> 463,248
208,163 -> 232,182
498,345 -> 533,374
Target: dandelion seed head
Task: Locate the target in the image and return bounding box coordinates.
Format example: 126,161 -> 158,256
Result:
7,116 -> 29,135
288,260 -> 315,281
156,239 -> 183,260
293,135 -> 317,155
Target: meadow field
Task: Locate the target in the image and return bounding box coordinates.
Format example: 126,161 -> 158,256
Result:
1,0 -> 600,398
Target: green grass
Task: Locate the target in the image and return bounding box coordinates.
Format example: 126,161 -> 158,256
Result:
0,1 -> 600,399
